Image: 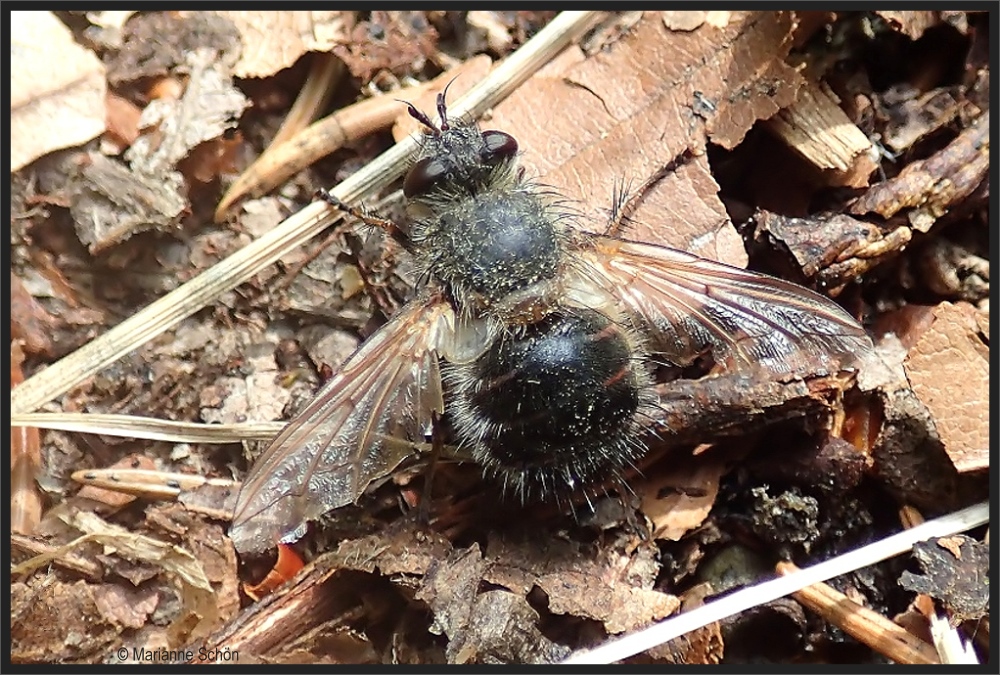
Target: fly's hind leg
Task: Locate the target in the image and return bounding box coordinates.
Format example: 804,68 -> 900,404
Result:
604,148 -> 697,237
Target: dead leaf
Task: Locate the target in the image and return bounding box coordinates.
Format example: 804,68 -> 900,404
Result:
10,11 -> 107,171
490,12 -> 805,264
216,10 -> 351,78
639,452 -> 728,541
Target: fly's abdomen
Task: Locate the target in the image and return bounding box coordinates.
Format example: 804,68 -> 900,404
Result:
446,307 -> 653,500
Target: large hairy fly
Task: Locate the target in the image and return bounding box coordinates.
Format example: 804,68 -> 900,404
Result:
230,92 -> 874,556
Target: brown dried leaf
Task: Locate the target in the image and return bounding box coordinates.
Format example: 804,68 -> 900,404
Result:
850,110 -> 989,232
639,452 -> 728,542
216,10 -> 351,78
898,302 -> 989,473
10,11 -> 107,171
899,535 -> 989,624
490,11 -> 804,264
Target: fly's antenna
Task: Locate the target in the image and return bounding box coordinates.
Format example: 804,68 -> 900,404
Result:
437,77 -> 459,132
403,101 -> 440,135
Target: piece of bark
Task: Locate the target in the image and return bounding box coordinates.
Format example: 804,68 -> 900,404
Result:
876,11 -> 941,40
752,209 -> 912,293
651,370 -> 858,448
889,302 -> 989,473
870,384 -> 988,514
898,536 -> 990,625
850,110 -> 989,232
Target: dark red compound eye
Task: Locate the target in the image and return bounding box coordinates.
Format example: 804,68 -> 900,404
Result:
403,156 -> 448,198
480,130 -> 518,163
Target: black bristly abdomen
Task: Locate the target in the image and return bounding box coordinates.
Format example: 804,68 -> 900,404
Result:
446,307 -> 655,501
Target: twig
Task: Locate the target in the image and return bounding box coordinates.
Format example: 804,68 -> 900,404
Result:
562,502 -> 989,664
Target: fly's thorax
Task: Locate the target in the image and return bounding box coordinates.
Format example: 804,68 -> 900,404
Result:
411,187 -> 568,315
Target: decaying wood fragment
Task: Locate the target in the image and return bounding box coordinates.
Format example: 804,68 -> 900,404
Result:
765,81 -> 877,187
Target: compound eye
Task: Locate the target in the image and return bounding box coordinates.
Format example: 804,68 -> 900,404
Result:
403,156 -> 448,198
480,130 -> 518,163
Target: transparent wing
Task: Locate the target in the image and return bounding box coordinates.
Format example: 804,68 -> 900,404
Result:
230,296 -> 455,555
565,236 -> 873,375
